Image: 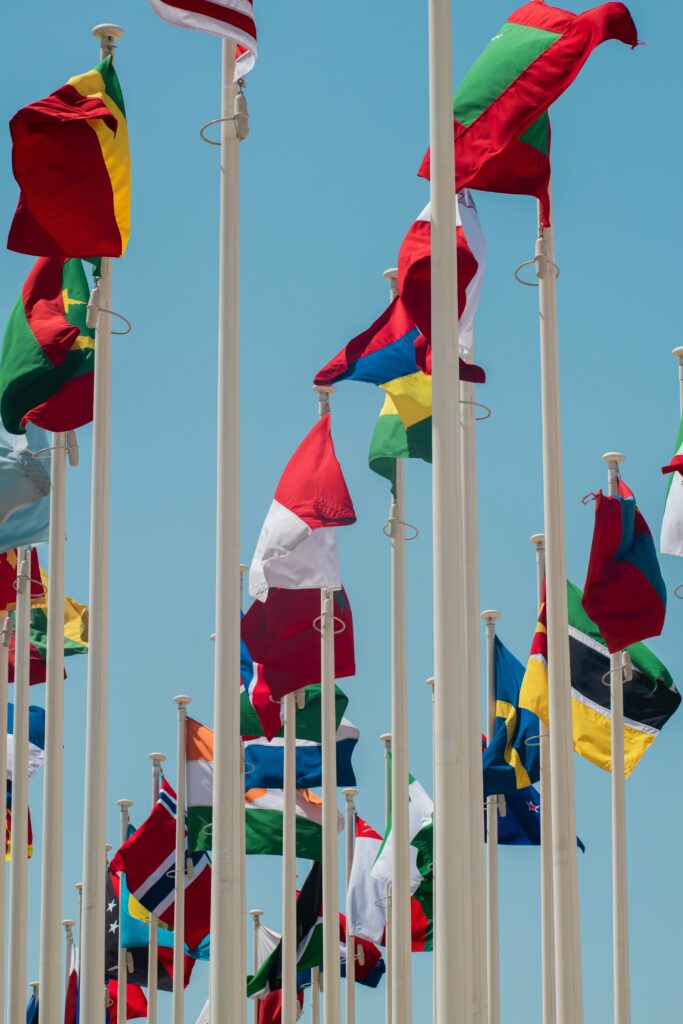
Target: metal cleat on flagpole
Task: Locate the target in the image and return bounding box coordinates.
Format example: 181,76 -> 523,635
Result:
200,79 -> 249,145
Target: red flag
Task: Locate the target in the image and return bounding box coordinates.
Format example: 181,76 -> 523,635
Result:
106,980 -> 147,1021
258,990 -> 304,1024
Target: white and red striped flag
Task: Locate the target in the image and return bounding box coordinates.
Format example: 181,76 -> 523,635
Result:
148,0 -> 257,77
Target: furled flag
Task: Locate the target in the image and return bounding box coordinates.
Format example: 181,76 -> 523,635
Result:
483,637 -> 541,797
110,780 -> 212,950
0,258 -> 95,435
245,788 -> 342,862
249,415 -> 356,602
243,717 -> 359,790
241,587 -> 355,701
26,990 -> 38,1024
582,489 -> 666,652
660,414 -> 683,557
347,815 -> 432,952
418,2 -> 638,226
105,979 -> 147,1022
148,0 -> 257,78
7,704 -> 45,782
0,421 -> 50,546
372,767 -> 433,897
8,56 -> 130,258
519,581 -> 680,775
8,566 -> 89,685
63,943 -> 79,1024
397,190 -> 487,354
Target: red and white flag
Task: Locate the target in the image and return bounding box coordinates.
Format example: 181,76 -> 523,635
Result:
398,189 -> 486,357
148,0 -> 257,78
64,944 -> 79,1024
249,414 -> 356,602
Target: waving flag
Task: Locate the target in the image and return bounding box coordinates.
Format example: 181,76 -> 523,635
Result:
26,991 -> 39,1024
418,2 -> 638,225
5,787 -> 33,860
483,637 -> 540,797
368,372 -> 433,487
0,421 -> 50,544
148,0 -> 257,78
240,657 -> 349,743
660,415 -> 683,557
7,704 -> 45,781
64,943 -> 79,1024
105,979 -> 147,1022
245,788 -> 342,861
489,784 -> 585,851
372,768 -> 433,897
8,56 -> 130,257
243,717 -> 359,789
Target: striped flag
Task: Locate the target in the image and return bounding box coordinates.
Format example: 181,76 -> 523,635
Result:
148,0 -> 257,77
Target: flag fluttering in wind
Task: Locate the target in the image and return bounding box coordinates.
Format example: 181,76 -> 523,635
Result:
0,421 -> 50,546
105,979 -> 147,1022
241,587 -> 355,700
418,1 -> 638,225
5,786 -> 33,860
243,717 -> 359,790
368,372 -> 433,487
483,637 -> 540,797
8,56 -> 130,257
26,991 -> 38,1024
245,787 -> 342,861
372,768 -> 433,897
148,0 -> 257,78
519,581 -> 680,775
660,415 -> 683,557
7,704 -> 45,782
0,549 -> 40,612
249,414 -> 356,602
63,943 -> 79,1024
0,258 -> 95,435
582,489 -> 666,652
487,783 -> 585,851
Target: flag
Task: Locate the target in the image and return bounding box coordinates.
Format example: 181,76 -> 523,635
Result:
5,788 -> 33,860
26,992 -> 38,1024
241,587 -> 355,701
488,782 -> 585,852
257,990 -> 304,1024
64,943 -> 79,1024
8,567 -> 89,685
519,581 -> 680,775
660,414 -> 683,557
0,258 -> 95,435
482,637 -> 541,797
243,717 -> 359,789
0,548 -> 42,613
339,917 -> 386,988
368,371 -> 433,487
105,980 -> 147,1022
8,57 -> 130,258
418,2 -> 638,225
0,421 -> 50,542
249,414 -> 356,602
148,0 -> 257,78
397,191 -> 487,354
372,768 -> 433,897
110,780 -> 212,949
7,704 -> 45,781
245,788 -> 342,861
582,489 -> 666,652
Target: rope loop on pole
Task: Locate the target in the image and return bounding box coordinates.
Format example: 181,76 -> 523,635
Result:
460,398 -> 492,421
514,256 -> 560,287
581,491 -> 598,505
674,583 -> 683,600
97,309 -> 132,335
601,654 -> 633,688
382,520 -> 419,542
199,85 -> 249,146
312,614 -> 347,636
523,733 -> 543,748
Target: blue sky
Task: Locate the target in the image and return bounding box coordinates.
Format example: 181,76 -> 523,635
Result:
1,0 -> 682,1020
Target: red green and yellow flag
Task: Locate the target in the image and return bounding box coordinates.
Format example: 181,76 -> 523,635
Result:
8,55 -> 130,257
0,258 -> 95,435
369,372 -> 432,488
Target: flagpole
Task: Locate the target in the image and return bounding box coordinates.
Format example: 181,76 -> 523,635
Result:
427,0 -> 474,1017
38,430 -> 71,1024
534,196 -> 583,1022
379,733 -> 392,1024
210,38 -> 245,1024
249,909 -> 263,1024
0,614 -> 10,1021
116,799 -> 133,1024
147,753 -> 166,1024
7,545 -> 32,1024
173,696 -> 191,1024
342,789 -> 358,1024
282,689 -> 298,1024
240,565 -> 249,1024
481,612 -> 500,1024
425,677 -> 436,1024
79,25 -> 123,1024
602,452 -> 630,1024
530,532 -> 555,1024
672,347 -> 683,414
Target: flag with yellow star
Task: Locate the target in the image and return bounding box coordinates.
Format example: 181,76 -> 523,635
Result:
0,256 -> 95,434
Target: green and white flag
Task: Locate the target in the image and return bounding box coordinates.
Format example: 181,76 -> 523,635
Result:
371,765 -> 433,895
661,412 -> 683,557
245,788 -> 343,862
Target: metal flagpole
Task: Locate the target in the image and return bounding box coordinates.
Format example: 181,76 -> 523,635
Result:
342,789 -> 358,1024
62,920 -> 75,1003
531,533 -> 555,1024
173,697 -> 191,1024
534,196 -> 583,1022
249,910 -> 263,1024
0,614 -> 10,1021
481,612 -> 500,1024
80,25 -> 123,1024
425,677 -> 436,1024
282,689 -> 298,1024
240,565 -> 249,1024
39,429 -> 74,1024
672,347 -> 683,414
210,38 -> 246,1024
427,0 -> 474,1017
601,452 -> 630,1024
147,753 -> 166,1024
75,883 -> 83,948
379,733 -> 392,1024
116,800 -> 133,1024
7,546 -> 32,1024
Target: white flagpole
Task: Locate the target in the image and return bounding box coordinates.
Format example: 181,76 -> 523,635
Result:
173,696 -> 191,1024
147,753 -> 166,1024
427,0 -> 474,1017
79,25 -> 123,1024
481,612 -> 500,1024
530,533 -> 555,1024
39,429 -> 73,1024
534,196 -> 583,1022
240,565 -> 249,1024
210,38 -> 245,1024
75,883 -> 83,948
249,909 -> 263,1024
0,614 -> 10,1020
62,919 -> 75,1006
7,545 -> 32,1024
342,789 -> 358,1024
116,799 -> 133,1024
425,677 -> 436,1024
672,347 -> 683,414
379,733 -> 392,1024
601,452 -> 630,1024
282,689 -> 298,1024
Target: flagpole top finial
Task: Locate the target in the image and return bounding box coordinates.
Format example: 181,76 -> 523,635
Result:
174,694 -> 192,707
379,732 -> 392,747
74,882 -> 83,893
312,385 -> 336,396
105,844 -> 112,853
425,676 -> 435,689
481,609 -> 501,622
240,564 -> 249,575
92,24 -> 125,42
117,799 -> 133,810
62,919 -> 76,928
249,908 -> 264,918
672,346 -> 683,360
342,788 -> 358,799
530,533 -> 545,547
601,452 -> 625,465
149,752 -> 167,763
383,268 -> 398,282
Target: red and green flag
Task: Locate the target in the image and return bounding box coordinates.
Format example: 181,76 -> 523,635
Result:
0,257 -> 95,434
8,55 -> 130,257
418,1 -> 638,225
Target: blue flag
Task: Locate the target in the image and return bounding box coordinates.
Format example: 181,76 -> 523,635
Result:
26,991 -> 39,1024
0,420 -> 50,554
483,638 -> 541,798
493,784 -> 585,852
